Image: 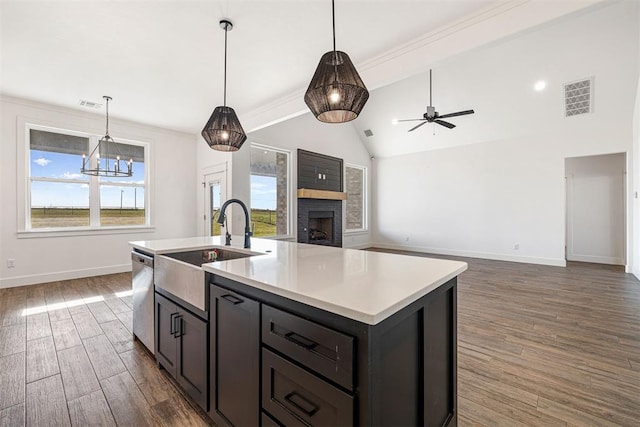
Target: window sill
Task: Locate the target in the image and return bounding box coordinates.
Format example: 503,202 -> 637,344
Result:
17,225 -> 155,239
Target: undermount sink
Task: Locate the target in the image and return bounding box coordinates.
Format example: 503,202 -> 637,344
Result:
163,248 -> 257,267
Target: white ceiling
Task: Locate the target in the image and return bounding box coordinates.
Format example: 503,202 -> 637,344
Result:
1,0 -> 603,144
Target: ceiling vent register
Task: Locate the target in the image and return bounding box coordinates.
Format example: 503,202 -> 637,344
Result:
79,100 -> 102,109
564,78 -> 593,117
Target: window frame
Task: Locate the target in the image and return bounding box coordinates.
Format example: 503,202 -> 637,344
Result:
344,163 -> 368,233
19,121 -> 151,236
249,142 -> 292,239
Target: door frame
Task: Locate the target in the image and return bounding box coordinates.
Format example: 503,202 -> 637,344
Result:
564,152 -> 627,266
202,163 -> 228,237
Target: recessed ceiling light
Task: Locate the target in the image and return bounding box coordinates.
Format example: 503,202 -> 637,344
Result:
391,118 -> 398,125
534,81 -> 546,91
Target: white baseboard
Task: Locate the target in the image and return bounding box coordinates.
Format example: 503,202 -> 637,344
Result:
370,242 -> 567,267
566,254 -> 625,265
0,264 -> 132,289
344,242 -> 372,250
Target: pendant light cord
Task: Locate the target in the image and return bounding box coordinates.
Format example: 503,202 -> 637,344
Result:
223,24 -> 228,106
332,0 -> 336,54
332,0 -> 338,83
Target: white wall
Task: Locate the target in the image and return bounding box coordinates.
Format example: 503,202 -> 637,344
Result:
565,154 -> 625,265
0,96 -> 198,287
373,1 -> 638,266
198,113 -> 374,248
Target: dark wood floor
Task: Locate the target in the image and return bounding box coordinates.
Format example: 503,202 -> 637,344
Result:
371,249 -> 640,426
0,274 -> 211,426
1,254 -> 639,426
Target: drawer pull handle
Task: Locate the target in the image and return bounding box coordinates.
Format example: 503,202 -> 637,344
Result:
285,332 -> 318,350
221,294 -> 244,305
284,391 -> 319,417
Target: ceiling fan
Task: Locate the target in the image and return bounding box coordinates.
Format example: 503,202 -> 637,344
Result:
397,69 -> 474,132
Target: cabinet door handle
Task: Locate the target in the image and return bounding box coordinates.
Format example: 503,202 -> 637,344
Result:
221,294 -> 244,305
176,316 -> 183,338
284,332 -> 318,350
284,391 -> 319,417
170,313 -> 177,336
172,314 -> 182,337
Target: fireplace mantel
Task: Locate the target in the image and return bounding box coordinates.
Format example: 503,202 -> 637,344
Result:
297,188 -> 347,201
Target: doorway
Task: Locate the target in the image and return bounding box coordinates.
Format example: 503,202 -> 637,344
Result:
565,153 -> 625,265
203,170 -> 227,236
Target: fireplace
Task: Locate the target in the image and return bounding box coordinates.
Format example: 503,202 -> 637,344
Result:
297,200 -> 342,247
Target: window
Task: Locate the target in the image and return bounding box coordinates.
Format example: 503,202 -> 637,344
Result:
345,164 -> 366,232
250,144 -> 290,237
27,125 -> 148,230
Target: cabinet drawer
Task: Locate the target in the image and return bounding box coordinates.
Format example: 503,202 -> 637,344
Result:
262,305 -> 354,390
262,349 -> 353,427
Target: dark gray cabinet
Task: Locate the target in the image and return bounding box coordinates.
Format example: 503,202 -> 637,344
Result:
262,348 -> 354,426
154,292 -> 208,411
209,285 -> 260,427
209,272 -> 458,427
297,149 -> 343,192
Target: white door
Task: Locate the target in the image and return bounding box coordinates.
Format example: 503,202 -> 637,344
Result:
566,153 -> 625,265
204,171 -> 226,236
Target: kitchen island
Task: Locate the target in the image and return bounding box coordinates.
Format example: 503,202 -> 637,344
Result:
130,236 -> 467,426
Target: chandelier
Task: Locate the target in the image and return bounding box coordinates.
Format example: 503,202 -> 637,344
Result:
81,96 -> 132,177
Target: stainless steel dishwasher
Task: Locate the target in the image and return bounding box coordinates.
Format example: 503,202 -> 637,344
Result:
132,250 -> 154,354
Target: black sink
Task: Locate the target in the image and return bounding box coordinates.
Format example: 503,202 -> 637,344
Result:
164,248 -> 255,267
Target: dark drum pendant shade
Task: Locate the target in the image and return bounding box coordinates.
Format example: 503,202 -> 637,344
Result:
304,0 -> 369,123
305,50 -> 369,123
202,106 -> 246,151
201,19 -> 247,151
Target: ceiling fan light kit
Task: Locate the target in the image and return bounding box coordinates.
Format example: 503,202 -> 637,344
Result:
397,69 -> 475,132
304,0 -> 369,123
201,19 -> 247,152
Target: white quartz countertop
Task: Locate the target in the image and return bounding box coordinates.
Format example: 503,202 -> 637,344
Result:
130,237 -> 467,325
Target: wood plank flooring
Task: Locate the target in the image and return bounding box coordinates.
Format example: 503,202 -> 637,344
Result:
1,255 -> 639,426
0,274 -> 211,427
370,249 -> 640,427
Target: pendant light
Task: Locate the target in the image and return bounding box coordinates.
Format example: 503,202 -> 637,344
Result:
201,19 -> 247,151
81,96 -> 132,177
304,0 -> 369,123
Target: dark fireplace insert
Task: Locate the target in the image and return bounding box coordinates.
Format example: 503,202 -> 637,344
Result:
297,199 -> 342,247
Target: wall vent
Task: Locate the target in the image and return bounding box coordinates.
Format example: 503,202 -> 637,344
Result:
564,77 -> 593,117
79,99 -> 102,109
363,129 -> 374,137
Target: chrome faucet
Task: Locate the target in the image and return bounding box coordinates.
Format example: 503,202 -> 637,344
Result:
217,198 -> 252,249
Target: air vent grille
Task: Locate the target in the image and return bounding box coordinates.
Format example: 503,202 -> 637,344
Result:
363,129 -> 374,137
564,78 -> 593,117
79,100 -> 102,109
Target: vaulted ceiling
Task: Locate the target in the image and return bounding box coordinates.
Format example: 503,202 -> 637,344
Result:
1,1 -> 604,148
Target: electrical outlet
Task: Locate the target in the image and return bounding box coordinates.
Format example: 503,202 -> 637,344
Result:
513,243 -> 519,250
7,259 -> 15,268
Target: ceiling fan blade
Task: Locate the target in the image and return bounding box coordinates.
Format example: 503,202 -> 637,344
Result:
397,118 -> 426,122
437,109 -> 475,119
435,120 -> 456,129
408,121 -> 428,132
